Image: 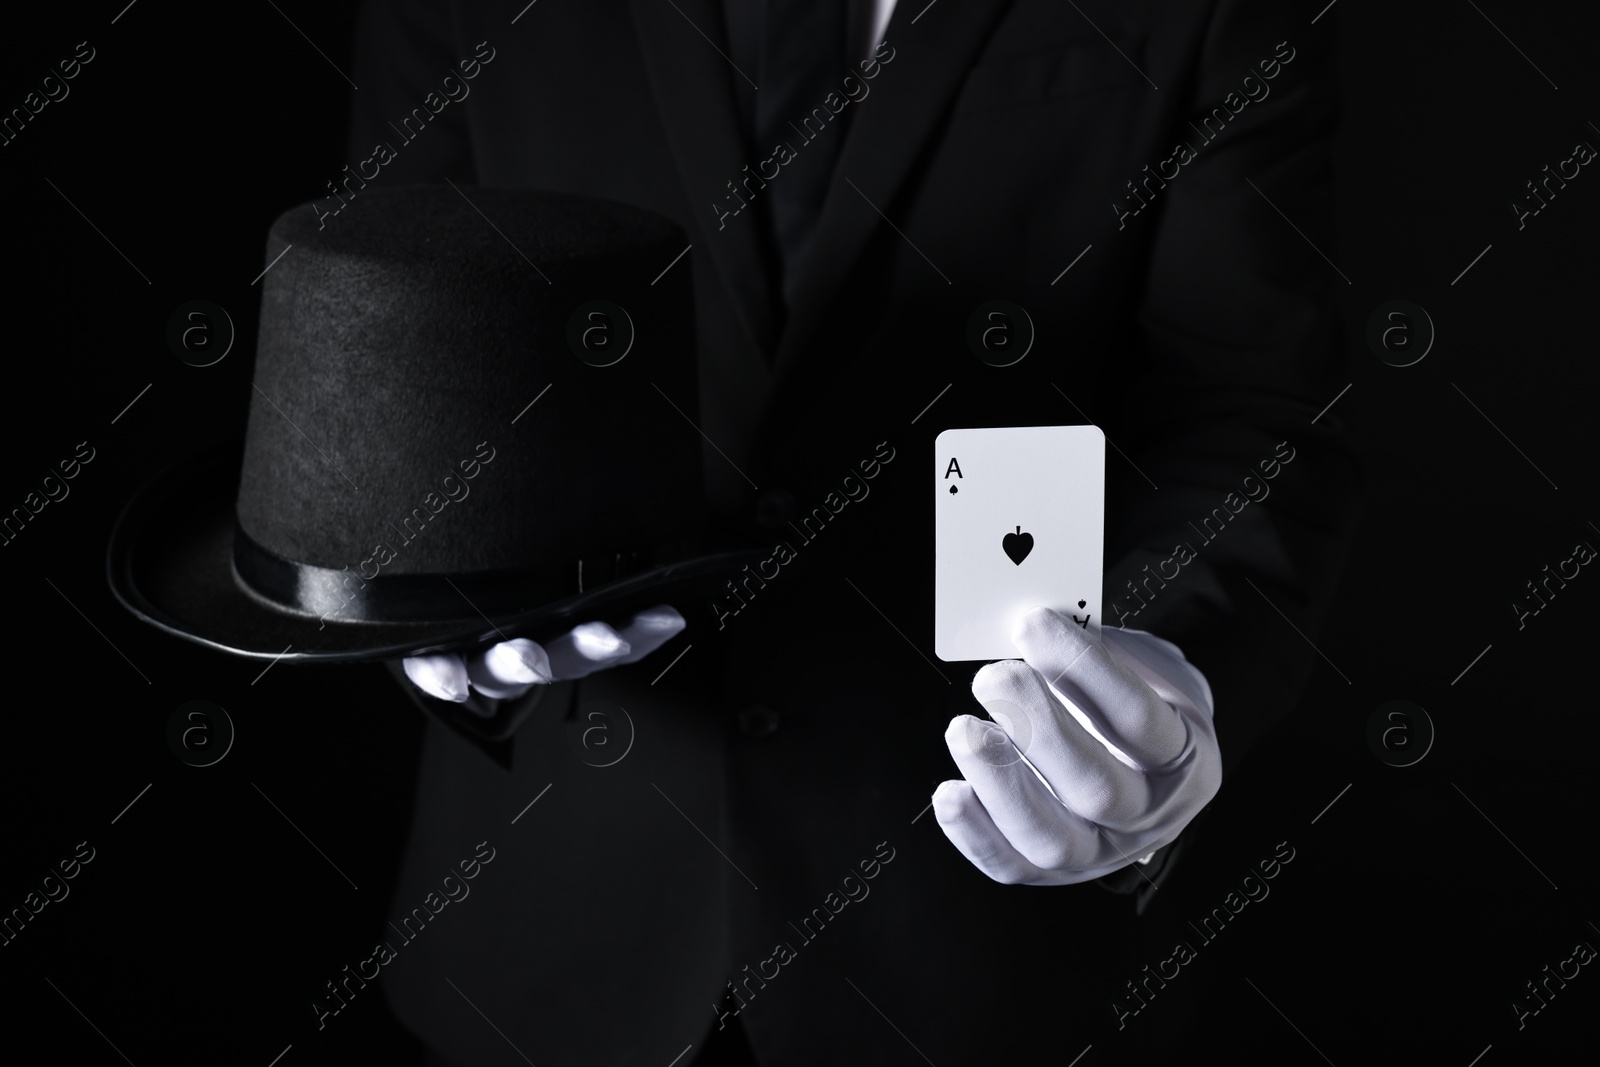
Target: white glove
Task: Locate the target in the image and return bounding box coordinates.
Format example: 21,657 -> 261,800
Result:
933,606 -> 1221,885
402,605 -> 685,706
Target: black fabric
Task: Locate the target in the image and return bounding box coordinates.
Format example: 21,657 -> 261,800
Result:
725,0 -> 877,146
1094,804 -> 1214,916
336,0 -> 1359,1063
754,0 -> 851,312
717,0 -> 787,362
721,0 -> 762,146
692,1016 -> 762,1067
422,1018 -> 761,1067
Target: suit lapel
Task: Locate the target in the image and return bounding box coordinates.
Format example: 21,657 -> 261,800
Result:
753,0 -> 1016,465
627,0 -> 779,356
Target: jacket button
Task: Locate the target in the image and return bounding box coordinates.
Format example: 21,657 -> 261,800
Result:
738,703 -> 781,737
754,488 -> 795,530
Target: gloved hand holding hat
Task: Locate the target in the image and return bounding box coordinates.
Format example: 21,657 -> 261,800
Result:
107,186 -> 760,737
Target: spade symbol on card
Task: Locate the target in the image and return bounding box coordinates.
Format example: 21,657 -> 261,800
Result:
1002,526 -> 1034,565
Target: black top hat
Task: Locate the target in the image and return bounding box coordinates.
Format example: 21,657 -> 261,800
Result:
108,185 -> 757,662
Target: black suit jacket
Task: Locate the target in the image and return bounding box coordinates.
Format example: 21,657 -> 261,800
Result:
340,2 -> 1361,1063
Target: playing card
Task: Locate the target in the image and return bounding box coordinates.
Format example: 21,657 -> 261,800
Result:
934,424 -> 1104,661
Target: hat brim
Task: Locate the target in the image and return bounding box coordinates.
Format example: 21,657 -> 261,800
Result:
107,443 -> 759,663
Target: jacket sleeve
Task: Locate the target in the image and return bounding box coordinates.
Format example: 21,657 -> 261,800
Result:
1100,0 -> 1364,785
1092,1 -> 1361,901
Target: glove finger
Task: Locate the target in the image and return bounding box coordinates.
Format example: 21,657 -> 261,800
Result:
607,605 -> 687,666
544,621 -> 632,681
971,660 -> 1152,832
403,653 -> 470,702
931,780 -> 1054,885
934,778 -> 1175,886
944,714 -> 1108,873
1101,626 -> 1214,720
466,638 -> 553,699
1011,606 -> 1189,770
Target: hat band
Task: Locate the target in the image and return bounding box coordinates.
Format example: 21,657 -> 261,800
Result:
231,525 -> 686,624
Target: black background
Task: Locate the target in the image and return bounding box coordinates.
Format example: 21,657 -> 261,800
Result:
1,1 -> 1597,1063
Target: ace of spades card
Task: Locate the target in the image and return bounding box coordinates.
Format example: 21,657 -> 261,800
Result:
934,425 -> 1105,662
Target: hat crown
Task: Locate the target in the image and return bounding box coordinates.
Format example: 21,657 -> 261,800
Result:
236,186 -> 702,591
